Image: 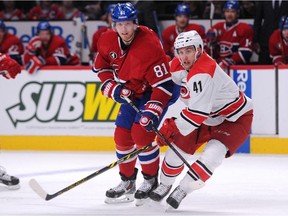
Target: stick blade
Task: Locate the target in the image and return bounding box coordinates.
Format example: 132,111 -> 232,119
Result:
29,178 -> 49,200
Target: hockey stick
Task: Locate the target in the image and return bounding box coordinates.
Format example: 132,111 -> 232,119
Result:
152,10 -> 163,44
124,97 -> 194,173
29,142 -> 156,201
209,1 -> 215,58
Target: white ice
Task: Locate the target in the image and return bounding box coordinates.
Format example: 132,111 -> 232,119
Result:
0,151 -> 288,216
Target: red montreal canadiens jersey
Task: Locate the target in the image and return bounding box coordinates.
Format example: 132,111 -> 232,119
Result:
162,23 -> 206,57
208,22 -> 253,64
24,35 -> 70,65
170,52 -> 253,136
27,4 -> 64,20
269,29 -> 288,65
0,32 -> 23,56
93,26 -> 173,106
91,26 -> 109,54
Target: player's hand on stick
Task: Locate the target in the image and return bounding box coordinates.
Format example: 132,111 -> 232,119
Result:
156,117 -> 179,147
0,54 -> 21,79
139,101 -> 163,131
101,79 -> 134,104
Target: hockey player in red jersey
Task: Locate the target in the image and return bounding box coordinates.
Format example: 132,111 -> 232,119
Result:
162,3 -> 206,58
0,52 -> 21,189
23,21 -> 80,74
206,0 -> 253,72
149,30 -> 253,209
269,16 -> 288,65
93,2 -> 179,206
0,20 -> 24,65
91,4 -> 116,59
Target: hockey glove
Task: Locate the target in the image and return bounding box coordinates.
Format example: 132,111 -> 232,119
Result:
26,56 -> 44,74
0,54 -> 21,79
139,101 -> 163,131
101,79 -> 133,104
26,37 -> 41,54
156,117 -> 179,147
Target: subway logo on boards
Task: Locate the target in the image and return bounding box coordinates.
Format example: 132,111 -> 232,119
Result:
6,82 -> 120,127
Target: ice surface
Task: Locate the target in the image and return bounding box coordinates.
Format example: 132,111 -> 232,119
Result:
0,151 -> 288,216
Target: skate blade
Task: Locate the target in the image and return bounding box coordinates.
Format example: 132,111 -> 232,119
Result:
105,194 -> 134,204
135,198 -> 149,207
7,184 -> 20,190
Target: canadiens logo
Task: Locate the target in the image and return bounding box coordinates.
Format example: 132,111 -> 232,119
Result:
109,52 -> 117,59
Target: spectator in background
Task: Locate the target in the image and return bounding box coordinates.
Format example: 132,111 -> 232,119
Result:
269,16 -> 288,65
183,1 -> 205,19
0,0 -> 26,20
202,1 -> 224,19
0,20 -> 23,65
23,21 -> 80,74
206,0 -> 253,72
239,0 -> 255,19
253,1 -> 288,64
60,0 -> 81,20
82,1 -> 103,20
162,3 -> 206,58
131,1 -> 159,36
90,4 -> 116,61
27,0 -> 64,20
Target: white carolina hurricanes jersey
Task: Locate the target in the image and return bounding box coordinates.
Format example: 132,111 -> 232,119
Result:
170,52 -> 253,136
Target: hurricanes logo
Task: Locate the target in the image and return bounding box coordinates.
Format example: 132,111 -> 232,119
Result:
6,82 -> 120,127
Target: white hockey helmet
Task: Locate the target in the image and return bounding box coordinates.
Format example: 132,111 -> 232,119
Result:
174,30 -> 204,53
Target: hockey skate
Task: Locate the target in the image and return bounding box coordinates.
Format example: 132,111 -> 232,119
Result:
166,185 -> 187,209
149,183 -> 172,202
134,172 -> 158,206
105,169 -> 137,204
0,166 -> 20,190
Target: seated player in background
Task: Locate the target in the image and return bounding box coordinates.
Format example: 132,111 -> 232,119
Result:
162,3 -> 206,58
0,20 -> 24,65
206,0 -> 253,72
23,20 -> 80,74
269,16 -> 288,65
90,4 -> 116,60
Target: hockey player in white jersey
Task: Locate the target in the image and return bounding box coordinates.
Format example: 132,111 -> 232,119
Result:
149,30 -> 253,209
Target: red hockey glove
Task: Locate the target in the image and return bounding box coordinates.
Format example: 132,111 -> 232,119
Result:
101,79 -> 133,104
25,56 -> 44,74
26,37 -> 41,54
0,54 -> 21,79
139,101 -> 163,132
156,117 -> 179,147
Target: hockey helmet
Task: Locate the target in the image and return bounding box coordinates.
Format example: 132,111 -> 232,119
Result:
0,20 -> 5,30
106,4 -> 116,15
175,3 -> 191,16
279,16 -> 288,30
174,30 -> 204,53
111,2 -> 138,22
37,21 -> 52,32
223,0 -> 240,11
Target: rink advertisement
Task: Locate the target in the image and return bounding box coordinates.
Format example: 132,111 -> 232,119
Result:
1,66 -> 288,153
0,67 -> 120,137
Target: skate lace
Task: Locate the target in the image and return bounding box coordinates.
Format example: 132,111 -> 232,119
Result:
138,178 -> 154,192
172,186 -> 187,202
153,183 -> 171,195
0,166 -> 11,181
